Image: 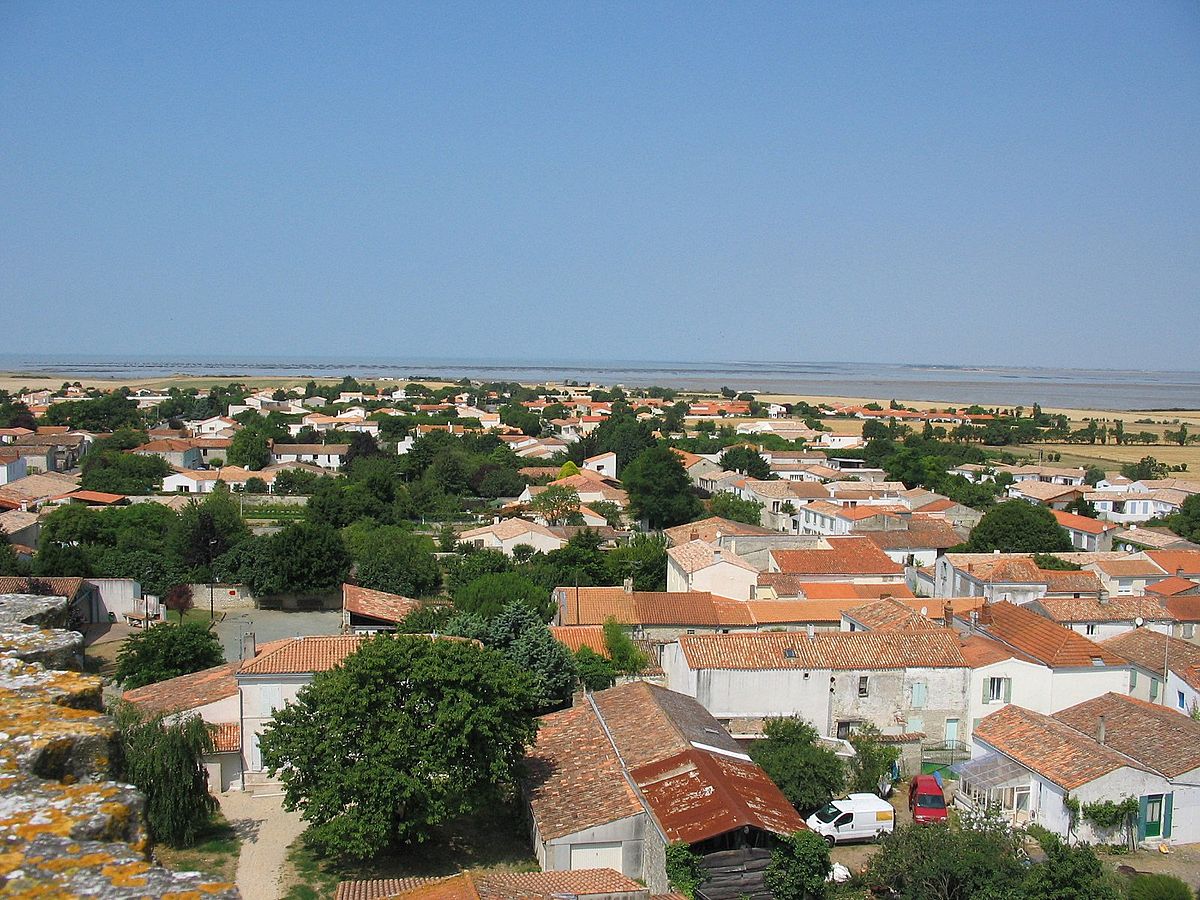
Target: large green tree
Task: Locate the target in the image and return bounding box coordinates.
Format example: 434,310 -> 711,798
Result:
456,571 -> 552,620
963,501 -> 1073,553
621,444 -> 702,529
748,717 -> 844,813
259,634 -> 538,860
345,524 -> 441,597
709,491 -> 765,526
847,723 -> 900,793
115,622 -> 225,689
719,446 -> 770,479
244,522 -> 351,596
80,451 -> 170,494
227,428 -> 271,470
112,702 -> 217,847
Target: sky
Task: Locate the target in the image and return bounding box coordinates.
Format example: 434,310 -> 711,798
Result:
2,3 -> 1198,370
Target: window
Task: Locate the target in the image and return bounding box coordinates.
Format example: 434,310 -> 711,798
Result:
986,677 -> 1011,704
1179,691 -> 1187,711
1185,624 -> 1196,639
1151,678 -> 1160,701
858,676 -> 869,697
1085,624 -> 1097,636
1129,670 -> 1137,690
911,681 -> 927,708
907,716 -> 924,734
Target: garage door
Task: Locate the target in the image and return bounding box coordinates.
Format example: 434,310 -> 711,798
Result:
570,842 -> 623,870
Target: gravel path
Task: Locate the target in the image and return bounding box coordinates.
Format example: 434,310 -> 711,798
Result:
218,791 -> 306,900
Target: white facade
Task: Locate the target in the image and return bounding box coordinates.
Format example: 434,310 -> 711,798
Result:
0,454 -> 28,486
666,557 -> 758,600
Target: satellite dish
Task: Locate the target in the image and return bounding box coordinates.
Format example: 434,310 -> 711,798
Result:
1135,617 -> 1145,627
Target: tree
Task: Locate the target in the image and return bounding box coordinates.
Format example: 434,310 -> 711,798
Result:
765,831 -> 831,900
867,809 -> 1025,900
487,602 -> 576,711
963,501 -> 1073,553
456,571 -> 552,620
1020,836 -> 1122,900
574,646 -> 616,690
345,432 -> 382,467
847,723 -> 900,793
603,618 -> 647,673
621,444 -> 702,529
349,526 -> 442,597
173,493 -> 248,580
115,622 -> 225,689
603,532 -> 668,591
1122,456 -> 1170,481
719,446 -> 770,479
531,484 -> 581,525
228,429 -> 270,470
259,634 -> 537,860
246,522 -> 351,596
163,583 -> 194,620
81,450 -> 170,494
709,491 -> 764,526
587,500 -> 625,528
112,702 -> 217,847
1160,493 -> 1200,543
748,717 -> 845,813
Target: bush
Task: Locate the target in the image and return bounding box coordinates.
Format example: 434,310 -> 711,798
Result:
665,842 -> 709,899
766,830 -> 831,900
1128,873 -> 1194,900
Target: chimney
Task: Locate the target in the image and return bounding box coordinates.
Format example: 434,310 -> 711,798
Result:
994,549 -> 1001,556
241,632 -> 257,660
493,516 -> 500,524
806,623 -> 815,639
623,577 -> 633,594
712,547 -> 722,561
689,529 -> 699,542
1097,715 -> 1106,746
1178,567 -> 1185,578
943,602 -> 954,627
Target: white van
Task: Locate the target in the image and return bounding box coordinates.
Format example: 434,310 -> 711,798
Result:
805,793 -> 895,846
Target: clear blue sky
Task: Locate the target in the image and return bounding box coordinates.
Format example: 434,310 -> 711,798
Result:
3,2 -> 1197,369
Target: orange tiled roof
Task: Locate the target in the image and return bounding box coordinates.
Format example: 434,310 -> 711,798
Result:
667,540 -> 757,575
210,721 -> 241,753
1147,576 -> 1200,597
974,703 -> 1139,790
756,578 -> 914,600
1148,550 -> 1200,576
1101,629 -> 1200,690
1053,693 -> 1200,778
549,625 -> 609,657
238,635 -> 367,675
1050,509 -> 1116,536
677,630 -> 968,670
971,601 -> 1126,668
1036,595 -> 1173,624
342,584 -> 420,625
123,662 -> 239,714
0,576 -> 87,599
843,597 -> 938,632
663,516 -> 774,546
770,537 -> 903,576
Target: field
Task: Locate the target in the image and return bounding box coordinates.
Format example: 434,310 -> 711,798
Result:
1011,442 -> 1200,474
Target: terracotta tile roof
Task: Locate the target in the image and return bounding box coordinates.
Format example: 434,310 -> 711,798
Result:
1101,629 -> 1200,690
958,634 -> 1039,667
1146,576 -> 1200,596
858,517 -> 963,550
969,601 -> 1126,668
1147,550 -> 1200,577
339,870 -> 651,900
915,498 -> 957,513
65,489 -> 127,504
342,584 -> 421,625
525,701 -> 643,840
770,538 -> 903,576
667,540 -> 757,575
973,704 -> 1136,790
0,576 -> 87,599
1050,509 -> 1116,536
843,597 -> 938,632
1040,570 -> 1104,594
1166,596 -> 1200,623
1112,528 -> 1199,551
123,662 -> 239,714
664,516 -> 773,546
741,599 -> 859,624
1036,595 -> 1173,624
549,625 -> 609,656
134,439 -> 197,453
1090,558 -> 1165,577
756,578 -> 914,600
1053,693 -> 1200,778
238,635 -> 367,675
209,721 -> 241,753
1009,481 -> 1082,502
273,443 -> 350,456
677,630 -> 967,671
459,518 -> 563,542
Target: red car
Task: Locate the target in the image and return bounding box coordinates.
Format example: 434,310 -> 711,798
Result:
908,774 -> 948,824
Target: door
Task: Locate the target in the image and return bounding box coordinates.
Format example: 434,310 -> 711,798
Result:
570,842 -> 623,870
249,732 -> 262,772
1144,795 -> 1164,839
944,719 -> 959,746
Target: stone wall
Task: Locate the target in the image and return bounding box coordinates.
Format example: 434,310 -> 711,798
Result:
0,592 -> 240,897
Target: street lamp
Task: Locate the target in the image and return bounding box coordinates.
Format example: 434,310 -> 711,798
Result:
208,538 -> 218,621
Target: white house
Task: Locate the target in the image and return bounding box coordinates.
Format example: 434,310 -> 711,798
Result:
458,518 -> 567,556
582,451 -> 617,479
0,451 -> 28,486
1050,509 -> 1117,552
269,442 -> 350,471
666,540 -> 759,600
661,630 -> 970,745
1102,628 -> 1200,714
964,694 -> 1200,845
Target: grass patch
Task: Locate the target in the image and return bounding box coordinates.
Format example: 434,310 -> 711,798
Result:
155,814 -> 241,884
280,798 -> 538,900
165,608 -> 223,626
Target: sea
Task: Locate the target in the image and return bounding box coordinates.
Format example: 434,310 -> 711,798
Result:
1,355 -> 1198,411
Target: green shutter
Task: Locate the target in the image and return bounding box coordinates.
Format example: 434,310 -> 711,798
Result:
1163,793 -> 1173,838
1003,678 -> 1012,703
982,679 -> 990,703
1138,796 -> 1149,841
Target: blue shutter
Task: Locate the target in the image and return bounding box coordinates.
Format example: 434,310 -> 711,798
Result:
1138,795 -> 1149,841
1163,793 -> 1173,838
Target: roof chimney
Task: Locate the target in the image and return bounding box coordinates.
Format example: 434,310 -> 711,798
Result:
1097,715 -> 1106,746
241,632 -> 257,660
623,577 -> 633,594
689,529 -> 699,542
1178,567 -> 1185,578
994,549 -> 1001,556
943,602 -> 954,627
712,547 -> 722,561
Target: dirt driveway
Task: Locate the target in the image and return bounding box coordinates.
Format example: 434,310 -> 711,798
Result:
218,791 -> 305,900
